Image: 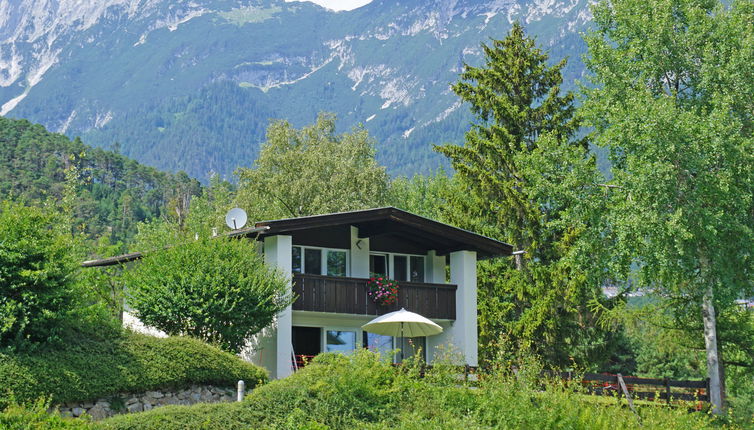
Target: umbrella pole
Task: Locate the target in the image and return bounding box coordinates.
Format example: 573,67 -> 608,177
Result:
400,322 -> 404,363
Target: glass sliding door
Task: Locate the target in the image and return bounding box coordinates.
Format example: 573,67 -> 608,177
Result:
326,250 -> 347,276
393,255 -> 408,281
303,248 -> 322,275
369,253 -> 388,277
410,256 -> 425,282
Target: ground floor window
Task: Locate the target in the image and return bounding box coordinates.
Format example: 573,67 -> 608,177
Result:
362,332 -> 425,363
326,330 -> 356,354
363,332 -> 393,357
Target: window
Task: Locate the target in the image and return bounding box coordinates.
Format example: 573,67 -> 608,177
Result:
326,330 -> 356,354
293,246 -> 349,276
369,254 -> 388,277
383,253 -> 425,282
393,256 -> 408,281
327,250 -> 347,276
410,256 -> 425,282
292,246 -> 302,273
304,248 -> 322,275
363,332 -> 394,360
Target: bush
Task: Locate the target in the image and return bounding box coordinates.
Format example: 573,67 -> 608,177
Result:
97,350 -> 724,430
0,331 -> 266,407
0,201 -> 79,349
0,398 -> 92,429
124,237 -> 291,353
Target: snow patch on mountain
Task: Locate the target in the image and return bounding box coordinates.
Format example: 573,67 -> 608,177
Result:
379,76 -> 416,109
0,45 -> 23,86
59,109 -> 77,133
348,64 -> 391,91
95,110 -> 114,129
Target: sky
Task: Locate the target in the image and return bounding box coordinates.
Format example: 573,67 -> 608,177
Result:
284,0 -> 373,11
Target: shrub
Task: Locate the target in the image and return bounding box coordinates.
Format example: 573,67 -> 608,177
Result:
0,331 -> 266,407
124,237 -> 291,353
97,350 -> 725,430
0,398 -> 92,429
0,201 -> 79,349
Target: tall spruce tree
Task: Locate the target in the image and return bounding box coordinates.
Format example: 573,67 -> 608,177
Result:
437,23 -> 580,268
436,24 -> 613,369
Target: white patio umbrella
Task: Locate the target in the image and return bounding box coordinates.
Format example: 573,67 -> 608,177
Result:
362,308 -> 443,361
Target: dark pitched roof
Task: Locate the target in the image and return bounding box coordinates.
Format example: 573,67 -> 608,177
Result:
82,207 -> 512,267
250,207 -> 512,260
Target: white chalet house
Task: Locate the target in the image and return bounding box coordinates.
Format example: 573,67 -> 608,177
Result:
83,207 -> 513,379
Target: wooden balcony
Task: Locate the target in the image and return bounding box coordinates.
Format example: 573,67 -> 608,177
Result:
292,273 -> 456,320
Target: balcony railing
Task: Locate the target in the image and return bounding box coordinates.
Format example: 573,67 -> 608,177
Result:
292,273 -> 456,320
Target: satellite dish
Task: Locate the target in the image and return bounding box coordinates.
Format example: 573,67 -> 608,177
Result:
225,208 -> 248,230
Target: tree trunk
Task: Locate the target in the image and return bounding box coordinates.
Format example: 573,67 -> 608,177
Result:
702,284 -> 724,414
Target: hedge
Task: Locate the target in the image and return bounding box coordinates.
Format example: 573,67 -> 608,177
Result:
96,351 -> 722,430
0,332 -> 267,406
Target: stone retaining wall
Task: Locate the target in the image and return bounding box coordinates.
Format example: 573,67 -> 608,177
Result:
56,384 -> 236,420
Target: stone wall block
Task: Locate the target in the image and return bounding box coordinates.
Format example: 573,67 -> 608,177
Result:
146,391 -> 164,399
88,404 -> 108,420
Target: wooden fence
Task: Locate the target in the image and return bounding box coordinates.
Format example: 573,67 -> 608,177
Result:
548,371 -> 710,405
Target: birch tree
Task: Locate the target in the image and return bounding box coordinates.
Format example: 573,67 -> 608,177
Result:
236,113 -> 389,220
582,0 -> 754,413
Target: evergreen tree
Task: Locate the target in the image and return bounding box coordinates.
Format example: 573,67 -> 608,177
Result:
436,24 -> 613,369
437,23 -> 581,268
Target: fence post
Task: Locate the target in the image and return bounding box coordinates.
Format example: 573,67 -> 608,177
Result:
664,377 -> 671,405
617,374 -> 638,416
237,380 -> 245,402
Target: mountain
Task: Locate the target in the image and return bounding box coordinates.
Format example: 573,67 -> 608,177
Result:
0,0 -> 593,181
0,116 -> 201,244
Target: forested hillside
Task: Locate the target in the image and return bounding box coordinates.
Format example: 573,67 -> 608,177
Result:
0,117 -> 200,245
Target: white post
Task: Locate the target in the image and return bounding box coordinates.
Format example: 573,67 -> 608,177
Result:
350,226 -> 370,278
264,235 -> 293,379
450,250 -> 477,367
236,380 -> 245,402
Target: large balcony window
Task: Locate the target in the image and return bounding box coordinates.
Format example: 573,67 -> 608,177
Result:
369,252 -> 425,282
292,246 -> 349,277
